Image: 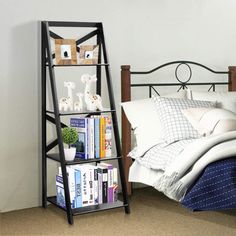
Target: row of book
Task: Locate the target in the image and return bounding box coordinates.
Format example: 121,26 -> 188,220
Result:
70,115 -> 112,159
56,163 -> 118,209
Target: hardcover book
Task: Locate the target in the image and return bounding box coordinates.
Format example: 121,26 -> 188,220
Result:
100,163 -> 113,203
97,165 -> 108,203
70,118 -> 88,159
105,116 -> 112,157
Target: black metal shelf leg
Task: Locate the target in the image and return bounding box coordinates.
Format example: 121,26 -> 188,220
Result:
99,25 -> 130,214
43,21 -> 74,225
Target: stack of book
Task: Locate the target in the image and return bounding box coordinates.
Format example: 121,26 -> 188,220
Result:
56,163 -> 118,209
70,115 -> 112,159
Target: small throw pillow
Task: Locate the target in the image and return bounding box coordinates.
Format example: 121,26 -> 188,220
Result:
182,107 -> 236,136
121,90 -> 187,156
153,97 -> 215,143
187,90 -> 236,113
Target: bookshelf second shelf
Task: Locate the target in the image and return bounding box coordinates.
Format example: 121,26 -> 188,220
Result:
47,153 -> 121,165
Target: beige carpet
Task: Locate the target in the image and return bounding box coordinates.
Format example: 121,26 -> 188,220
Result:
1,187 -> 236,236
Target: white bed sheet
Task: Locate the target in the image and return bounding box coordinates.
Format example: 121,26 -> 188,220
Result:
129,160 -> 162,187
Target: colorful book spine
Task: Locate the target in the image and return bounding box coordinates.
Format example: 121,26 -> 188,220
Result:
100,163 -> 113,203
105,116 -> 112,157
70,118 -> 88,159
99,116 -> 106,158
56,175 -> 66,208
74,168 -> 82,208
58,166 -> 76,208
94,117 -> 100,158
113,168 -> 118,202
88,118 -> 95,159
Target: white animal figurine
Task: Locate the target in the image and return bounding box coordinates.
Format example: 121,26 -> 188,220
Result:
59,81 -> 75,111
81,74 -> 103,111
74,93 -> 84,111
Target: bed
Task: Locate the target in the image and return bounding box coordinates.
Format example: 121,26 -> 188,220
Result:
121,61 -> 236,211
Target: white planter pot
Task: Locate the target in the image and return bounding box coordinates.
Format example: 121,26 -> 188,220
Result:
64,147 -> 76,161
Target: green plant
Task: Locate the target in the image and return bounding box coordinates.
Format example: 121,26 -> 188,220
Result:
61,127 -> 78,148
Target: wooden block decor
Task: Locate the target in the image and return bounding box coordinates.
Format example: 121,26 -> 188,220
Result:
55,39 -> 77,65
79,45 -> 99,64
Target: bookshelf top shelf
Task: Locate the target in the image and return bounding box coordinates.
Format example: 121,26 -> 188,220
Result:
47,153 -> 121,165
46,63 -> 109,67
46,108 -> 115,116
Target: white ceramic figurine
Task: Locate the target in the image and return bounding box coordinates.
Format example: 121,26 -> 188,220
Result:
74,93 -> 84,111
81,74 -> 103,111
59,81 -> 75,111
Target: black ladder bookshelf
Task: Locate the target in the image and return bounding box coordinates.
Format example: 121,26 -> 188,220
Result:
41,21 -> 130,225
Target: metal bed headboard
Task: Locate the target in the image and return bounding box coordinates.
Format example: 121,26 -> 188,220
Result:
130,60 -> 229,97
121,61 -> 236,195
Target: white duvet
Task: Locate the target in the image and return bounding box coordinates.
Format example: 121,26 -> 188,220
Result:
129,131 -> 236,201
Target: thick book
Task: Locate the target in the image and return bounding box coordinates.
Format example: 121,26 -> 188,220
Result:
58,166 -> 76,208
94,117 -> 100,158
97,165 -> 108,203
105,116 -> 112,157
99,116 -> 106,158
70,118 -> 88,159
56,175 -> 66,208
100,163 -> 113,203
73,168 -> 82,208
86,164 -> 95,205
72,165 -> 90,207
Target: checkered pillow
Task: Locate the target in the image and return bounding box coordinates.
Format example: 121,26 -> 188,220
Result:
153,97 -> 215,143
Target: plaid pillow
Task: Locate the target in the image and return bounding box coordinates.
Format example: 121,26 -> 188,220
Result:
153,97 -> 215,143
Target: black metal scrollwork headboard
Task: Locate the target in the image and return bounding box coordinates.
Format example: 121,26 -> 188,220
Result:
130,60 -> 229,97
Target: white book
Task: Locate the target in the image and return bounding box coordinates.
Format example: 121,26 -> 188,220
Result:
71,165 -> 90,207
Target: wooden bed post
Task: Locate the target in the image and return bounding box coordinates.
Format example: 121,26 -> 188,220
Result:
121,65 -> 132,195
228,66 -> 236,91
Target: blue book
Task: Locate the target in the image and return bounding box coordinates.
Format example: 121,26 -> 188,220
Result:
74,169 -> 82,208
70,118 -> 88,159
94,117 -> 100,158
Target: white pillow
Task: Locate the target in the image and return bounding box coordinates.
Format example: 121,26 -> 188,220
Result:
182,107 -> 236,136
188,90 -> 236,113
121,90 -> 187,156
153,97 -> 215,143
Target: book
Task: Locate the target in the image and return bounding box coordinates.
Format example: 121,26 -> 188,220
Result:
94,117 -> 100,158
71,165 -> 90,207
99,116 -> 106,158
88,118 -> 95,159
97,165 -> 108,203
58,166 -> 76,208
70,118 -> 88,159
93,167 -> 99,205
74,168 -> 82,208
100,163 -> 113,203
56,175 -> 66,208
112,168 -> 118,202
85,164 -> 95,205
105,116 -> 112,157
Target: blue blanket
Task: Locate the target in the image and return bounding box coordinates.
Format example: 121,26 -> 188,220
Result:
181,158 -> 236,211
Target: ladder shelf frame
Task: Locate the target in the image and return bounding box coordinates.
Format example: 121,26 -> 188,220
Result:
41,21 -> 130,225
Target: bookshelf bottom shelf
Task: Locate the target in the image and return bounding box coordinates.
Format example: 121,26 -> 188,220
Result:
47,196 -> 127,215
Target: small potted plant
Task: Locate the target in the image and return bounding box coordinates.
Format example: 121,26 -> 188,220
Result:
61,127 -> 78,161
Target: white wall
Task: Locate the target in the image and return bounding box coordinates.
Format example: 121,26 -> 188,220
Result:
1,0 -> 236,212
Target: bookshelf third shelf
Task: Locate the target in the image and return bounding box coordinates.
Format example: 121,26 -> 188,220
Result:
46,153 -> 121,165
